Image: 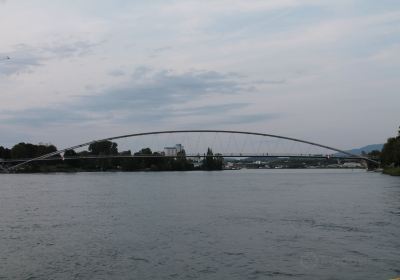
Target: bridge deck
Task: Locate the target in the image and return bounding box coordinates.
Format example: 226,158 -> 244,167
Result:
0,154 -> 370,164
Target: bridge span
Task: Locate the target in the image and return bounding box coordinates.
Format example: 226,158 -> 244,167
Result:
2,130 -> 379,171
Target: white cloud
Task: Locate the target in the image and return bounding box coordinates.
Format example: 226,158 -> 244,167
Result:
0,0 -> 399,148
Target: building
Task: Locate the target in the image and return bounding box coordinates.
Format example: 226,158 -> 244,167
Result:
164,144 -> 184,156
342,162 -> 363,168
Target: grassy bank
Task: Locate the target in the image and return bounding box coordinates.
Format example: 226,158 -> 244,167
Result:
383,167 -> 400,176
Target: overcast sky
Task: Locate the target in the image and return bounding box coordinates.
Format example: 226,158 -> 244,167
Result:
0,0 -> 399,150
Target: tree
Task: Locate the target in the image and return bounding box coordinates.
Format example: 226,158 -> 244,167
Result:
202,148 -> 223,170
87,141 -> 118,170
368,150 -> 381,160
64,149 -> 79,168
172,149 -> 194,171
36,144 -> 57,156
0,146 -> 11,159
381,127 -> 400,167
10,142 -> 58,159
88,140 -> 118,155
11,143 -> 35,158
134,148 -> 153,169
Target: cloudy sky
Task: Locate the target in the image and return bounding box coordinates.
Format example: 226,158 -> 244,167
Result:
0,0 -> 399,150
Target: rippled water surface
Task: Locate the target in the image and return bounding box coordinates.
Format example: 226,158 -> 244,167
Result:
0,170 -> 399,279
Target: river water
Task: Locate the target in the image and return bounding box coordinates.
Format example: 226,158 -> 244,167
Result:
0,169 -> 399,279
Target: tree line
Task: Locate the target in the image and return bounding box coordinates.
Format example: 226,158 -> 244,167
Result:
380,127 -> 400,167
366,126 -> 400,174
0,141 -> 224,172
0,143 -> 57,160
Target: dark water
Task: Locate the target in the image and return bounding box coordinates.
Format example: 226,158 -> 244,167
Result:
0,170 -> 399,279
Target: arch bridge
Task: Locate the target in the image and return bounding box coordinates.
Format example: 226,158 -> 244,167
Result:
1,130 -> 379,172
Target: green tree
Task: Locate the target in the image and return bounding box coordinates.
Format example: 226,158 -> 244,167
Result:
172,149 -> 194,171
11,143 -> 35,158
202,148 -> 223,170
10,142 -> 58,159
36,144 -> 57,156
64,149 -> 80,168
88,140 -> 118,155
381,127 -> 400,167
0,146 -> 11,159
368,150 -> 381,160
134,148 -> 153,169
88,140 -> 119,170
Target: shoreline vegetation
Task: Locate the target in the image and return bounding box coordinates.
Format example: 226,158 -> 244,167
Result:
0,142 -> 224,173
1,125 -> 400,175
383,167 -> 400,176
370,126 -> 400,176
0,140 -> 370,173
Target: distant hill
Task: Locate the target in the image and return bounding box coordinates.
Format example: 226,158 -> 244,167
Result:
336,144 -> 384,156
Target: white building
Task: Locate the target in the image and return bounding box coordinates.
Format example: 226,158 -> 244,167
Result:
342,162 -> 363,168
164,144 -> 184,156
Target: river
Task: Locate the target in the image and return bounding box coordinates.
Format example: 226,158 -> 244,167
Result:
0,169 -> 399,279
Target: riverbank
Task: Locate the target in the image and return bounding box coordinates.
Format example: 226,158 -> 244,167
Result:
383,167 -> 400,176
0,166 -> 368,174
